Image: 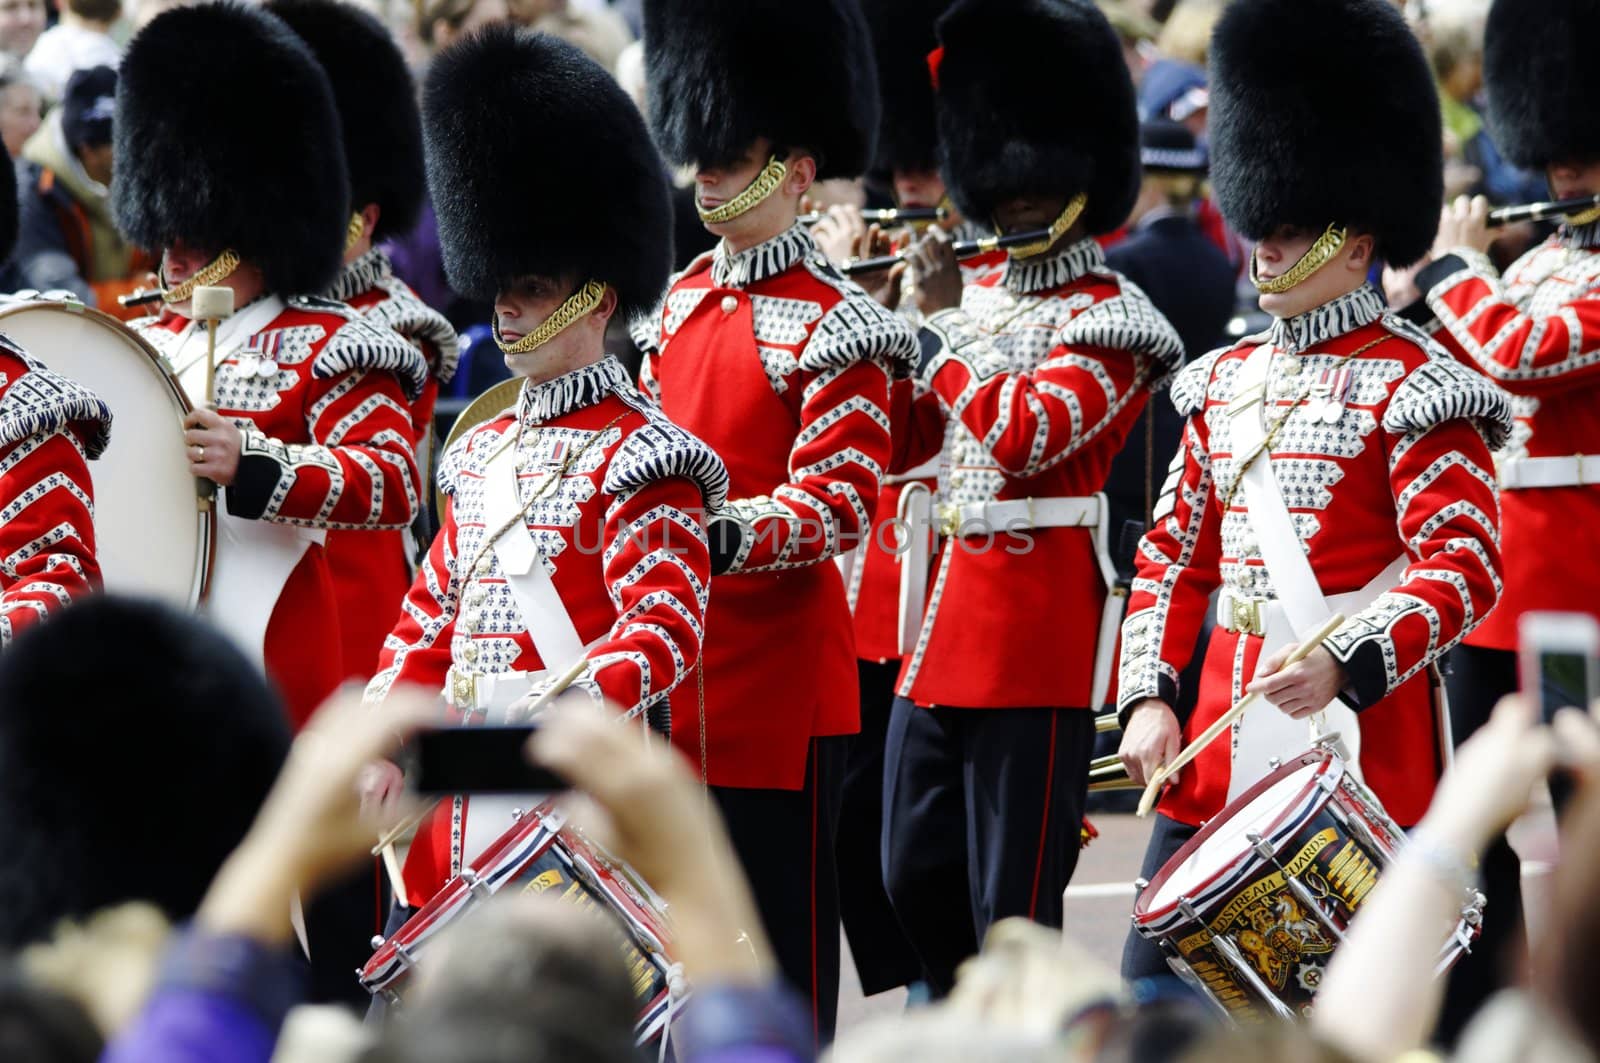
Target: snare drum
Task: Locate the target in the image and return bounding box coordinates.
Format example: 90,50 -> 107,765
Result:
362,800 -> 683,1045
0,299 -> 211,608
1132,741 -> 1482,1022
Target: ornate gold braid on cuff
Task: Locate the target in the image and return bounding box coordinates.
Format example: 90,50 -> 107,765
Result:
1250,223 -> 1347,294
494,279 -> 607,355
1005,191 -> 1089,259
162,249 -> 241,305
696,156 -> 788,224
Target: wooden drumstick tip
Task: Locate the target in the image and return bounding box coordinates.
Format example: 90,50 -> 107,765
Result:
1134,613 -> 1347,818
192,285 -> 234,322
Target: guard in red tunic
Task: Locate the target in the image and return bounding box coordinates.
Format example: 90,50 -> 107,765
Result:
1115,0 -> 1509,981
267,0 -> 461,683
875,0 -> 1182,997
1390,0 -> 1600,1037
361,27 -> 725,913
112,2 -> 426,732
635,0 -> 917,1041
0,347 -> 109,644
0,155 -> 109,645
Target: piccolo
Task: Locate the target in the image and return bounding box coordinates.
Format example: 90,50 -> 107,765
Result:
118,288 -> 166,308
800,206 -> 948,226
1487,193 -> 1600,227
839,227 -> 1051,276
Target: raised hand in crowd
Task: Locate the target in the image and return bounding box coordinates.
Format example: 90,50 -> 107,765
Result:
1312,694 -> 1600,1063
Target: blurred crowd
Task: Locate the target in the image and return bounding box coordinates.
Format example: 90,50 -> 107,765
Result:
0,1 -> 1595,1063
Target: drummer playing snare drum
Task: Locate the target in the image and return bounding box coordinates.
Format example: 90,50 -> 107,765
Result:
1114,0 -> 1511,983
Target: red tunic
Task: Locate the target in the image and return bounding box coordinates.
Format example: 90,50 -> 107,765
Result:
323,250 -> 460,681
636,224 -> 918,789
367,356 -> 726,903
1120,285 -> 1509,827
897,237 -> 1185,709
1417,232 -> 1600,650
0,342 -> 109,644
136,295 -> 427,727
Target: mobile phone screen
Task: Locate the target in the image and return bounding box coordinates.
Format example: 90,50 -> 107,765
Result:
1533,650 -> 1600,726
407,726 -> 568,794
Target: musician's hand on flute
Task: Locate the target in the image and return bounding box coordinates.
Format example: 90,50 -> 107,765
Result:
909,227 -> 963,316
1119,698 -> 1183,790
850,222 -> 905,308
1248,644 -> 1347,719
183,407 -> 243,485
810,203 -> 864,265
1433,193 -> 1493,256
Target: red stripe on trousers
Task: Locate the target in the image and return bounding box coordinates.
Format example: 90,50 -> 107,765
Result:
1028,713 -> 1059,918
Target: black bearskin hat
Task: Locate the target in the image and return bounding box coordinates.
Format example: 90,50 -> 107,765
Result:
423,26 -> 672,318
1209,0 -> 1442,266
863,0 -> 949,177
933,0 -> 1139,236
0,597 -> 291,947
643,0 -> 879,179
266,0 -> 426,243
1484,0 -> 1600,170
112,2 -> 350,295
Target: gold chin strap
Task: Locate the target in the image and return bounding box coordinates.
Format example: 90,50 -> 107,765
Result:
162,249 -> 241,305
1004,191 -> 1089,259
1567,202 -> 1600,227
1251,223 -> 1347,295
697,156 -> 789,224
494,280 -> 607,355
344,212 -> 366,253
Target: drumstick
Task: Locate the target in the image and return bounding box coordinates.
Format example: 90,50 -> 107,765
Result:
370,656 -> 593,856
192,286 -> 233,409
1135,613 -> 1346,818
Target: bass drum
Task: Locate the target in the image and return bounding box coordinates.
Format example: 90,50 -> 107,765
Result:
0,299 -> 211,608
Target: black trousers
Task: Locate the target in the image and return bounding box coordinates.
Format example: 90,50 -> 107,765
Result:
712,735 -> 846,1049
1120,813 -> 1200,982
881,700 -> 1095,996
836,660 -> 924,995
303,861 -> 386,1010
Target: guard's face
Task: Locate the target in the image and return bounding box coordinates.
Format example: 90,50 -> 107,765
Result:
161,242 -> 218,288
693,140 -> 772,215
1547,159 -> 1600,203
1253,224 -> 1373,319
992,194 -> 1068,236
892,168 -> 947,211
494,274 -> 569,348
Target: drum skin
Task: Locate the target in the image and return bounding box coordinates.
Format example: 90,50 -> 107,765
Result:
0,300 -> 209,607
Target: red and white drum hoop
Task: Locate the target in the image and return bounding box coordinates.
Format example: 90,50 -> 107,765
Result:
0,300 -> 212,609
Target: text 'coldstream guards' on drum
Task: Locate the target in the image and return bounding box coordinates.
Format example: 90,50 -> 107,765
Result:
0,299 -> 212,608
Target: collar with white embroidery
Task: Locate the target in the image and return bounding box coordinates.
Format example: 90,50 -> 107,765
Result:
516,355 -> 632,426
711,223 -> 814,289
1561,218 -> 1600,251
325,248 -> 394,303
1268,283 -> 1387,355
1002,235 -> 1104,295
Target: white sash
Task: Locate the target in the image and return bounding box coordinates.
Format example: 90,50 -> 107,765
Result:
1226,343 -> 1407,800
171,296 -> 326,671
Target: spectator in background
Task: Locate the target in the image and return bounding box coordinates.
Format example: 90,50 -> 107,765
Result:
1099,0 -> 1160,85
0,0 -> 43,63
24,0 -> 120,103
508,0 -> 631,70
0,59 -> 39,157
414,0 -> 508,52
15,66 -> 154,315
1152,0 -> 1220,67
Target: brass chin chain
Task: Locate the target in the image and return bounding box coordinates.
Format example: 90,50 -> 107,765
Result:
344,212 -> 366,253
162,249 -> 241,305
494,280 -> 607,355
696,156 -> 789,224
1004,191 -> 1089,259
1251,223 -> 1347,295
1567,203 -> 1600,227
